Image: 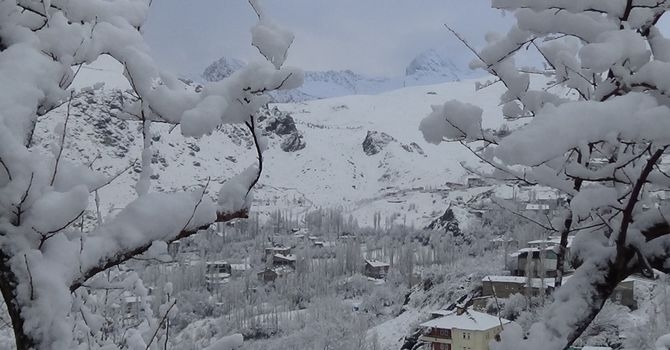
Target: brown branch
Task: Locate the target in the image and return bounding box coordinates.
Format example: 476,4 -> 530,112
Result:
69,209 -> 248,292
13,173 -> 34,226
144,299 -> 176,350
0,157 -> 11,181
616,147 -> 666,248
245,116 -> 263,197
23,255 -> 34,301
50,91 -> 74,186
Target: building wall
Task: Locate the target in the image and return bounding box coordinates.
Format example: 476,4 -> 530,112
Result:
451,327 -> 503,350
482,281 -> 525,299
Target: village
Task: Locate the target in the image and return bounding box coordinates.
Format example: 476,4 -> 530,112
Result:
108,182 -> 666,350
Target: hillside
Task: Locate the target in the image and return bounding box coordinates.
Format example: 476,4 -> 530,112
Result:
36,56 -> 510,231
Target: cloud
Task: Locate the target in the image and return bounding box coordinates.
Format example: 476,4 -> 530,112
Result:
142,0 -> 513,78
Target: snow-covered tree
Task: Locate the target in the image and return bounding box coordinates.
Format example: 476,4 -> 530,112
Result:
420,1 -> 670,349
0,0 -> 301,349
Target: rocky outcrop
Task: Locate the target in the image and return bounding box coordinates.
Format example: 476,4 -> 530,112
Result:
280,133 -> 306,152
362,131 -> 396,156
259,106 -> 306,152
401,142 -> 425,155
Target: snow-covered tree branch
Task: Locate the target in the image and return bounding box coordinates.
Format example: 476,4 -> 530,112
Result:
0,0 -> 302,349
420,1 -> 670,349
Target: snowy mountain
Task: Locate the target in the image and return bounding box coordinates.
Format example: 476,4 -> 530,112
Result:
405,49 -> 479,85
201,49 -> 482,102
47,62 -> 509,230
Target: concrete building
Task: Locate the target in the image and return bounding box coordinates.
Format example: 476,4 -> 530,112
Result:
419,308 -> 510,350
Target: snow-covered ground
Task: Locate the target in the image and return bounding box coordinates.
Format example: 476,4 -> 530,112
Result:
48,58 -> 516,230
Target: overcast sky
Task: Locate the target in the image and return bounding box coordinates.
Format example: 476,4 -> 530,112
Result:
142,1 -> 512,78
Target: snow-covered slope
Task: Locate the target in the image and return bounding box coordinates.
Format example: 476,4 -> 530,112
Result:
405,49 -> 480,85
44,60 -> 509,229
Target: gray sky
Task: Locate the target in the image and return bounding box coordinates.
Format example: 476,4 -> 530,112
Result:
142,1 -> 512,78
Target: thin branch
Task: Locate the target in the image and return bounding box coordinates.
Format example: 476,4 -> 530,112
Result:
144,299 -> 177,350
24,255 -> 34,301
491,199 -> 558,232
0,157 -> 11,181
14,173 -> 34,226
616,147 -> 666,248
245,116 -> 263,197
50,91 -> 74,186
69,209 -> 249,292
180,178 -> 211,232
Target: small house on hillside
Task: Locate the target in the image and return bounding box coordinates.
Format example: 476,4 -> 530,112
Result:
364,259 -> 390,279
479,275 -> 637,309
257,266 -> 292,283
272,254 -> 297,268
419,308 -> 510,350
263,246 -> 292,262
205,260 -> 231,288
510,247 -> 560,277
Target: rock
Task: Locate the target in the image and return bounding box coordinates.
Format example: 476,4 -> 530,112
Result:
280,133 -> 306,152
264,109 -> 298,136
362,130 -> 396,156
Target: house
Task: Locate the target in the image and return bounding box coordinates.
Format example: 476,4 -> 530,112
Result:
257,266 -> 292,283
263,246 -> 292,262
488,237 -> 519,251
479,275 -> 637,309
480,275 -> 568,300
527,236 -> 574,250
167,240 -> 181,258
524,203 -> 551,211
510,247 -> 560,278
205,260 -> 231,287
265,246 -> 292,256
364,259 -> 390,279
272,254 -> 296,268
419,308 -> 510,350
119,291 -> 154,325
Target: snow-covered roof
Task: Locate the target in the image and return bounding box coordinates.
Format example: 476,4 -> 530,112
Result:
206,260 -> 229,265
274,254 -> 296,261
420,310 -> 510,331
482,275 -> 572,288
525,203 -> 550,210
527,235 -> 574,248
267,246 -> 291,251
365,259 -> 390,268
515,247 -> 557,254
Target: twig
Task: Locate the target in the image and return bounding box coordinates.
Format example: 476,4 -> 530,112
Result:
144,299 -> 177,350
245,116 -> 263,197
50,91 -> 74,186
0,157 -> 11,181
24,255 -> 34,300
491,199 -> 558,232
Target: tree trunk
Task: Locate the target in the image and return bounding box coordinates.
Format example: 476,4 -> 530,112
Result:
0,250 -> 36,350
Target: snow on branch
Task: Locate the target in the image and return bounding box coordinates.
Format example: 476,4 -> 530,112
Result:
0,0 -> 301,349
427,2 -> 670,350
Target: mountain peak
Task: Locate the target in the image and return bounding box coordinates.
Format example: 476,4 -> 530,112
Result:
202,57 -> 246,82
405,49 -> 469,83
